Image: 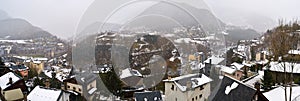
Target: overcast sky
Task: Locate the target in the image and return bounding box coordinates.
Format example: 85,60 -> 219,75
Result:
0,0 -> 299,39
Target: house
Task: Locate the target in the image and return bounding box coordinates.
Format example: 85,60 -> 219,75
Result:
62,72 -> 97,101
44,66 -> 72,82
263,86 -> 300,101
9,64 -> 29,77
134,91 -> 162,101
220,65 -> 238,80
27,60 -> 44,74
268,62 -> 300,84
22,57 -> 48,74
163,73 -> 212,101
230,62 -> 245,80
119,68 -> 143,87
255,51 -> 269,61
288,49 -> 300,56
27,86 -> 70,101
209,75 -> 268,101
0,72 -> 27,101
244,71 -> 264,88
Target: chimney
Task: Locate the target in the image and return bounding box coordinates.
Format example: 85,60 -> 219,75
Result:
44,79 -> 50,88
254,82 -> 260,92
167,76 -> 172,80
209,59 -> 212,64
6,77 -> 13,85
186,81 -> 192,90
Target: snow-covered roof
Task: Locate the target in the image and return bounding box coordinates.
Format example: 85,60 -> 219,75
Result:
264,86 -> 300,101
221,65 -> 236,74
269,62 -> 300,73
231,62 -> 244,70
163,73 -> 212,92
244,71 -> 264,88
32,60 -> 42,64
0,40 -> 28,44
289,50 -> 300,55
27,86 -> 62,101
256,59 -> 269,65
204,56 -> 225,65
190,63 -> 205,70
174,38 -> 206,45
191,74 -> 213,88
44,67 -> 71,82
0,72 -> 21,90
119,68 -> 142,79
242,61 -> 255,67
34,57 -> 48,61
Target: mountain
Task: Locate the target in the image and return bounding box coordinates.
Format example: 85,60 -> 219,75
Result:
0,10 -> 55,40
226,27 -> 261,42
0,10 -> 10,20
0,18 -> 54,40
211,7 -> 276,32
123,2 -> 225,33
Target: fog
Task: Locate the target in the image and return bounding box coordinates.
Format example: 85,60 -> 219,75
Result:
0,0 -> 299,39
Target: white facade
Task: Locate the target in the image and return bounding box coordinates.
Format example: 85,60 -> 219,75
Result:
164,74 -> 212,101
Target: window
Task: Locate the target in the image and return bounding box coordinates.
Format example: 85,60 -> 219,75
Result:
67,86 -> 70,88
237,74 -> 240,77
192,98 -> 194,101
73,87 -> 76,91
175,98 -> 177,101
171,84 -> 175,90
78,88 -> 81,91
196,96 -> 198,100
199,94 -> 202,98
200,85 -> 204,90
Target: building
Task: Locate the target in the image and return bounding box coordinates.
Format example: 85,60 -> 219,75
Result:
220,65 -> 238,80
163,73 -> 212,101
27,86 -> 70,101
134,91 -> 162,101
268,62 -> 300,84
62,73 -> 97,101
230,62 -> 246,80
209,76 -> 268,101
0,72 -> 27,101
0,46 -> 11,56
119,68 -> 143,87
8,64 -> 29,77
23,57 -> 48,74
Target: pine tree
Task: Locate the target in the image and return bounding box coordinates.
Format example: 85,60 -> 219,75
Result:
262,70 -> 274,90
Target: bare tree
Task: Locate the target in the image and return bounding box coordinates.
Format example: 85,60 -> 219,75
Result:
265,20 -> 300,101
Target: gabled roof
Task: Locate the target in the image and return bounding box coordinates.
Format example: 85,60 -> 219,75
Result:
269,62 -> 300,73
65,72 -> 97,85
27,86 -> 62,101
0,72 -> 21,90
9,65 -> 28,71
288,49 -> 300,55
163,73 -> 212,92
204,55 -> 225,65
134,91 -> 162,101
120,68 -> 142,79
221,65 -> 236,74
210,76 -> 256,101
